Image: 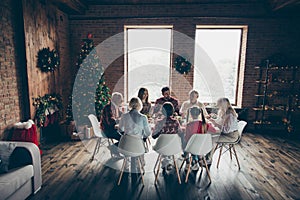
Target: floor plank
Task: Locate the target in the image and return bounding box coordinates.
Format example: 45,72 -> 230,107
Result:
29,132 -> 300,200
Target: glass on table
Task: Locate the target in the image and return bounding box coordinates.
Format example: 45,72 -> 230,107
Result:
119,103 -> 128,113
209,113 -> 218,119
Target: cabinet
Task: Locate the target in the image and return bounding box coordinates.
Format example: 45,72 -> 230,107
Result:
253,59 -> 299,133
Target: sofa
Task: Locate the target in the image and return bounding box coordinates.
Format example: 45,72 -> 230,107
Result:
0,141 -> 42,200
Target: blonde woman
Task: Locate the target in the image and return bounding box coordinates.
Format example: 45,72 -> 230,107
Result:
210,98 -> 239,142
119,97 -> 151,171
119,97 -> 151,139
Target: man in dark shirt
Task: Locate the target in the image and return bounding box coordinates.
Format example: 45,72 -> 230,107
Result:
153,86 -> 180,116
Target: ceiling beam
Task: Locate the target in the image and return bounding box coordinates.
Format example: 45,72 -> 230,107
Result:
51,0 -> 87,14
271,0 -> 300,11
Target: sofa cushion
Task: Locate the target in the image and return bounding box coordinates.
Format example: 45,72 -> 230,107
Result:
9,147 -> 32,170
0,165 -> 34,200
0,143 -> 16,173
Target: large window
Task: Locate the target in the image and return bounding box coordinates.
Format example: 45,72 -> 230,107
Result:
125,26 -> 172,102
194,26 -> 246,105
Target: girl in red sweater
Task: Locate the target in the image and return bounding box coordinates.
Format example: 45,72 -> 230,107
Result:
185,106 -> 217,170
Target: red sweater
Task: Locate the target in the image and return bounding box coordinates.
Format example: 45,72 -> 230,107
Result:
185,120 -> 216,142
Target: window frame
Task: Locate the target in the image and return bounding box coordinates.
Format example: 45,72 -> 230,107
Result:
194,25 -> 248,107
124,25 -> 173,103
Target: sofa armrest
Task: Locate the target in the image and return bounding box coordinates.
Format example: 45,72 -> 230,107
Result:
1,141 -> 42,193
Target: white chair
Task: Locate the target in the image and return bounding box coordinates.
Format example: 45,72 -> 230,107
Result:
117,134 -> 146,185
180,134 -> 213,183
152,134 -> 182,184
214,120 -> 247,170
88,114 -> 113,161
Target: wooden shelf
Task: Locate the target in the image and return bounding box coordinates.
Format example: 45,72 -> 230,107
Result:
253,120 -> 286,126
254,59 -> 299,133
253,106 -> 286,111
255,80 -> 267,84
254,66 -> 299,70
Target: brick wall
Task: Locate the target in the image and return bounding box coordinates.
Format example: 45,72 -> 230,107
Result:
69,3 -> 300,123
0,0 -> 22,138
1,1 -> 299,138
0,0 -> 71,138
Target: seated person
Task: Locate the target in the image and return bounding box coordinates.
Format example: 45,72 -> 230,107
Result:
180,90 -> 209,122
209,97 -> 239,143
185,106 -> 217,170
119,97 -> 151,170
119,97 -> 151,139
152,102 -> 183,171
138,87 -> 151,116
153,86 -> 180,116
100,92 -> 124,141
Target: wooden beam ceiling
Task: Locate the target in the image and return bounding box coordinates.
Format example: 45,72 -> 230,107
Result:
54,0 -> 300,15
269,0 -> 300,11
51,0 -> 87,14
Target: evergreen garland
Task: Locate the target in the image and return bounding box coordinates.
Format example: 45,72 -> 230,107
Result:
33,93 -> 63,127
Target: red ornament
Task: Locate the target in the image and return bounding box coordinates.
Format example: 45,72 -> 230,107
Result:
87,33 -> 93,39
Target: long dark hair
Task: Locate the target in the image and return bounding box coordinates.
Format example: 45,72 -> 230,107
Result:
200,108 -> 207,133
190,106 -> 207,133
162,102 -> 174,117
138,87 -> 149,103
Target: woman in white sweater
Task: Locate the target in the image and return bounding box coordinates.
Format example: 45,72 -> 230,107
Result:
210,98 -> 239,142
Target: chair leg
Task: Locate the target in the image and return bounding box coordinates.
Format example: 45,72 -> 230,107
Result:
138,156 -> 145,174
217,145 -> 223,169
154,156 -> 162,184
229,144 -> 233,160
144,141 -> 149,152
213,143 -> 219,154
172,155 -> 181,184
96,138 -> 102,154
153,154 -> 160,172
179,157 -> 188,171
203,157 -> 212,183
232,145 -> 241,170
106,138 -> 115,158
137,157 -> 145,185
118,158 -> 127,185
91,138 -> 100,160
198,158 -> 203,168
185,156 -> 192,183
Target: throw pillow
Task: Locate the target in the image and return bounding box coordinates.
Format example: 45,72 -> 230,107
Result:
0,143 -> 16,173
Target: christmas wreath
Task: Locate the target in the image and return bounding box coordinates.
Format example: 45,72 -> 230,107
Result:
37,47 -> 60,72
174,56 -> 192,74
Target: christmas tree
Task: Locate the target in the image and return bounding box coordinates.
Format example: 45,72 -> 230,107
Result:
71,33 -> 111,126
65,95 -> 73,124
95,78 -> 111,118
75,33 -> 95,70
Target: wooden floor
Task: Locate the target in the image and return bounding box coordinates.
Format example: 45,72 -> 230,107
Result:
29,132 -> 300,200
